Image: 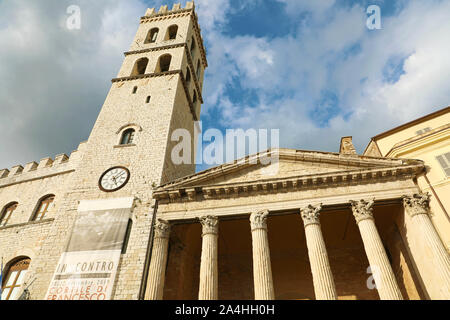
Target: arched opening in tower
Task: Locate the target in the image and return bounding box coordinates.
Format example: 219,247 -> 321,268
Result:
131,58 -> 149,76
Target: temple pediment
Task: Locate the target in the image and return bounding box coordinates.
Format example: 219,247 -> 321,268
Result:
154,149 -> 424,201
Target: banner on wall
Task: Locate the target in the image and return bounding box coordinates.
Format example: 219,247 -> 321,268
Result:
45,197 -> 134,300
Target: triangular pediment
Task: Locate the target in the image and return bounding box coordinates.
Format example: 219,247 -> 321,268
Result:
154,149 -> 423,200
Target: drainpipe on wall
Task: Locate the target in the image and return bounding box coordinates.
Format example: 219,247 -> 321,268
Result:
138,200 -> 159,300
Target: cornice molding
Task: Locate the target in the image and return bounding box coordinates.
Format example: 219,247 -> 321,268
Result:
371,106 -> 450,141
124,43 -> 185,56
140,9 -> 192,21
153,149 -> 422,194
111,69 -> 180,82
153,163 -> 424,202
386,124 -> 450,158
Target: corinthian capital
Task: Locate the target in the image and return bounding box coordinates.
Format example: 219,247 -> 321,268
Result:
350,199 -> 375,224
154,219 -> 171,238
250,210 -> 269,231
403,193 -> 430,218
300,204 -> 322,227
199,215 -> 219,236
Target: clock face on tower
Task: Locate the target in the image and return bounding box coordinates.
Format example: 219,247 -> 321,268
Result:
99,166 -> 130,192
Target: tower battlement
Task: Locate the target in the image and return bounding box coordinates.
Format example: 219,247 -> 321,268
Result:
144,1 -> 195,18
0,141 -> 87,183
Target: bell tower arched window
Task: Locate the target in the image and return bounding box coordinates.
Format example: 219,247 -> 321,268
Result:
120,129 -> 135,145
157,54 -> 172,73
131,58 -> 149,76
190,37 -> 196,60
145,28 -> 159,44
166,25 -> 178,40
1,257 -> 31,300
0,202 -> 18,227
186,67 -> 191,85
196,60 -> 201,79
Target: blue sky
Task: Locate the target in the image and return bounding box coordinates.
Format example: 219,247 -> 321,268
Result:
0,0 -> 449,171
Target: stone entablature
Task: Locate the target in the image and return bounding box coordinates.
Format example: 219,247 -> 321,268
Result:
153,149 -> 425,203
154,149 -> 417,189
156,182 -> 418,223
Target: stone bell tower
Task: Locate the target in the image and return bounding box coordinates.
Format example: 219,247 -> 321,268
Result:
91,0 -> 207,187
31,2 -> 208,300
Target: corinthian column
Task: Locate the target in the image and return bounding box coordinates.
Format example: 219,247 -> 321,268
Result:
351,199 -> 403,300
250,210 -> 275,300
300,204 -> 337,300
145,219 -> 171,300
403,193 -> 450,299
198,215 -> 219,300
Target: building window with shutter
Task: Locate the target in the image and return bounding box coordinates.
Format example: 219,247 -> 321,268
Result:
0,202 -> 18,227
436,152 -> 450,177
1,258 -> 31,300
32,195 -> 55,221
120,129 -> 135,145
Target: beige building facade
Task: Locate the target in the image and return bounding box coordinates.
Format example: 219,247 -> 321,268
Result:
1,3 -> 449,301
364,107 -> 450,250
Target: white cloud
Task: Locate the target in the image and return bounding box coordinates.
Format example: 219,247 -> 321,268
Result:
275,0 -> 336,16
196,0 -> 232,30
0,0 -> 148,169
199,0 -> 450,154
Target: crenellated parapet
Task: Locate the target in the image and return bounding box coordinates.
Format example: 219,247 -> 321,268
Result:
0,141 -> 87,187
143,2 -> 194,18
